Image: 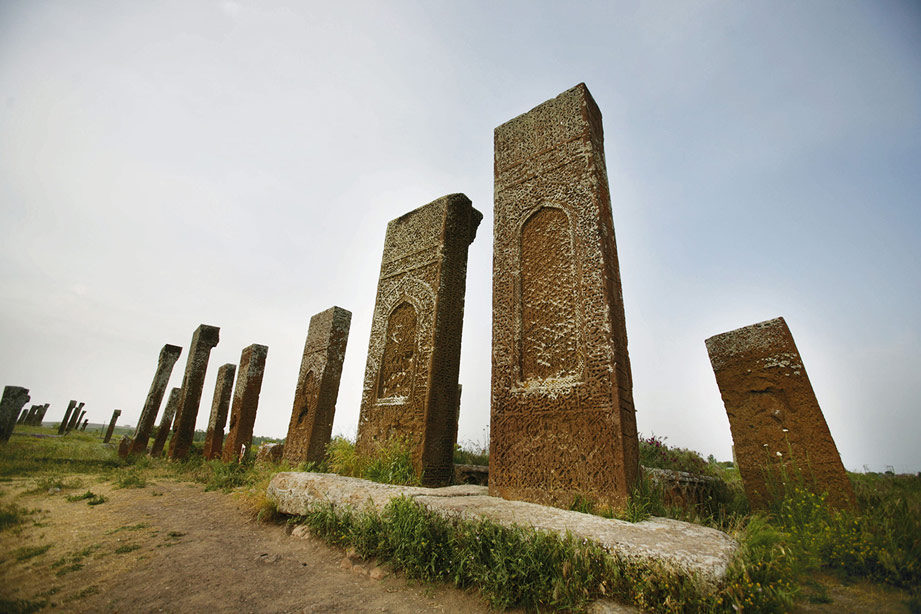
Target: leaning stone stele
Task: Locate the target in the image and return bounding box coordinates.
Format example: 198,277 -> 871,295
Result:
130,344 -> 182,455
221,344 -> 268,462
58,400 -> 77,435
705,317 -> 856,509
0,386 -> 30,444
149,387 -> 182,457
490,84 -> 639,510
203,363 -> 236,460
169,324 -> 220,460
356,194 -> 482,487
104,410 -> 122,444
283,307 -> 352,465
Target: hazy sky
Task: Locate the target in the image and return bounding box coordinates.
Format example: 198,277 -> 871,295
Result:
2,1 -> 919,472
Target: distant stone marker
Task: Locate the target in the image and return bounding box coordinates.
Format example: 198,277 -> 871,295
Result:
58,400 -> 77,435
104,409 -> 122,444
149,387 -> 182,457
16,408 -> 28,425
67,403 -> 86,433
130,344 -> 182,455
24,405 -> 39,426
0,386 -> 30,444
80,419 -> 88,431
221,344 -> 269,462
169,325 -> 221,460
705,317 -> 856,509
490,83 -> 639,510
35,403 -> 50,426
356,194 -> 482,487
203,363 -> 236,460
283,307 -> 352,465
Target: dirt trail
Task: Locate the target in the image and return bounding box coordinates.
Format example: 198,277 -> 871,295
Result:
0,478 -> 513,614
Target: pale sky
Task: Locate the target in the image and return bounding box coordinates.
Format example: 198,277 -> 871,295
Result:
2,1 -> 919,472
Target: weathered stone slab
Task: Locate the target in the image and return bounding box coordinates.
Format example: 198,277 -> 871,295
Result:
16,408 -> 28,425
66,402 -> 85,433
24,405 -> 39,426
203,363 -> 236,460
130,344 -> 182,455
117,435 -> 132,458
35,403 -> 50,426
103,410 -> 121,444
256,442 -> 284,464
58,400 -> 77,435
149,387 -> 181,457
80,419 -> 88,431
267,472 -> 737,586
169,325 -> 220,460
706,317 -> 855,509
221,344 -> 268,462
454,464 -> 489,486
357,194 -> 482,486
0,386 -> 30,444
284,307 -> 351,465
491,83 -> 638,509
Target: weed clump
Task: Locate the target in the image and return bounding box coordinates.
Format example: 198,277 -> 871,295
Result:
327,437 -> 419,486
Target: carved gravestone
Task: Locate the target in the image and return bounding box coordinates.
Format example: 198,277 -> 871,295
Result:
203,364 -> 236,460
58,400 -> 77,434
0,386 -> 30,444
130,344 -> 182,455
283,307 -> 351,465
705,317 -> 856,509
149,387 -> 182,457
104,410 -> 122,444
356,194 -> 481,487
169,325 -> 220,460
490,84 -> 639,509
221,344 -> 268,462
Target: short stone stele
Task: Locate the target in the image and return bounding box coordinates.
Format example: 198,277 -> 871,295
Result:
283,306 -> 351,465
0,386 -> 30,444
490,83 -> 639,509
169,325 -> 221,460
203,363 -> 236,460
705,317 -> 856,509
103,409 -> 122,444
221,344 -> 268,462
130,344 -> 182,455
356,194 -> 482,487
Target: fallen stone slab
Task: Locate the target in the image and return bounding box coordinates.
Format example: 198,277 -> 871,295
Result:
267,472 -> 738,586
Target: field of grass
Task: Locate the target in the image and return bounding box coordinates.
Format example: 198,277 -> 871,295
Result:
1,425 -> 919,613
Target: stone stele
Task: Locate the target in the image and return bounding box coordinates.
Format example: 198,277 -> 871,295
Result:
203,363 -> 236,460
221,344 -> 269,462
58,400 -> 77,435
130,344 -> 182,455
169,324 -> 220,460
34,403 -> 50,426
491,83 -> 639,509
103,409 -> 122,444
706,317 -> 856,509
66,402 -> 85,433
0,386 -> 30,444
149,387 -> 182,457
356,194 -> 482,487
283,306 -> 352,465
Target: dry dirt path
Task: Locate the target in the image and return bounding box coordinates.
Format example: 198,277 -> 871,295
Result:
0,477 -> 518,614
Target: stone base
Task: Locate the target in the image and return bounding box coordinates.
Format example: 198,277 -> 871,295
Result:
267,472 -> 737,586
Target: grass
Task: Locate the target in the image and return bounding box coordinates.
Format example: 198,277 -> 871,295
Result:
0,501 -> 38,532
114,544 -> 141,554
12,544 -> 52,561
326,436 -> 420,486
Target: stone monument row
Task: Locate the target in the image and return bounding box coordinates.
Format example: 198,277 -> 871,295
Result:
130,344 -> 183,455
169,325 -> 220,460
221,344 -> 269,462
203,363 -> 236,460
150,387 -> 182,458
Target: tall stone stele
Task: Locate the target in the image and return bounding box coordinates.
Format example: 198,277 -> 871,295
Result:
58,400 -> 77,435
0,386 -> 30,444
221,344 -> 268,462
149,387 -> 182,458
67,403 -> 85,433
490,84 -> 639,510
356,194 -> 482,487
705,317 -> 856,509
130,344 -> 182,455
283,307 -> 352,465
104,409 -> 122,444
169,325 -> 220,460
203,364 -> 236,460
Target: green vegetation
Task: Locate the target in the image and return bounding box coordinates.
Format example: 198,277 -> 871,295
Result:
114,544 -> 141,554
327,436 -> 419,486
0,597 -> 46,614
0,501 -> 38,532
12,544 -> 51,561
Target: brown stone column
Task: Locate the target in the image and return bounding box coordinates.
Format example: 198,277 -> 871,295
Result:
150,387 -> 182,457
66,403 -> 85,433
221,344 -> 268,462
356,195 -> 482,487
0,386 -> 30,444
17,408 -> 28,425
80,419 -> 88,431
283,307 -> 352,465
58,400 -> 77,434
490,84 -> 639,509
169,324 -> 220,460
130,344 -> 182,455
24,406 -> 39,426
104,410 -> 122,444
35,403 -> 50,426
705,317 -> 856,509
203,364 -> 236,460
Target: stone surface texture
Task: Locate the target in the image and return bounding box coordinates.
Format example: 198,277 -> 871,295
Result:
169,325 -> 220,460
284,306 -> 352,465
356,194 -> 482,487
103,409 -> 122,444
491,83 -> 638,509
117,435 -> 132,458
24,405 -> 39,426
34,403 -> 50,426
203,363 -> 236,460
267,472 -> 737,586
57,400 -> 77,435
149,387 -> 182,457
705,317 -> 856,509
256,442 -> 285,464
130,344 -> 182,455
0,386 -> 30,443
66,402 -> 85,433
16,408 -> 28,425
221,344 -> 269,462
